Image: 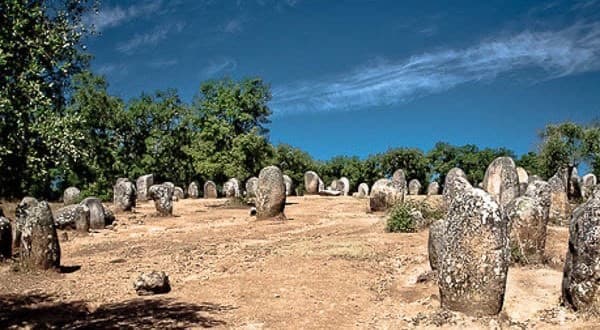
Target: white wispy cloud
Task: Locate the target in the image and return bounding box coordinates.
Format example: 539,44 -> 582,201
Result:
117,23 -> 185,54
271,22 -> 600,114
85,0 -> 164,31
223,18 -> 244,33
201,58 -> 237,78
147,59 -> 179,69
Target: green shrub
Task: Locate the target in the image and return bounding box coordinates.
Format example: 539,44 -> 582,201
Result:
386,202 -> 417,233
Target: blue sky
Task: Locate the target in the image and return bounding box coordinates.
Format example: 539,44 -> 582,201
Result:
85,0 -> 600,160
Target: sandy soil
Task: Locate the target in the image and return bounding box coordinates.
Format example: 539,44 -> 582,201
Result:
0,195 -> 597,329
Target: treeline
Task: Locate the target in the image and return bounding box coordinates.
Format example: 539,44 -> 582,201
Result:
1,1 -> 599,201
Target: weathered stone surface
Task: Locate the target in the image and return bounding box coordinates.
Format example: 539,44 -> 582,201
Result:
562,189 -> 600,313
255,166 -> 286,220
63,187 -> 80,205
357,183 -> 369,198
524,180 -> 551,221
548,173 -> 570,225
329,179 -> 338,191
245,177 -> 259,198
392,169 -> 407,195
516,167 -> 529,196
439,188 -> 509,316
174,187 -> 185,200
304,171 -> 321,194
0,215 -> 11,260
443,169 -> 471,208
149,184 -> 174,216
528,175 -> 543,184
368,179 -> 404,212
568,167 -> 582,199
428,219 -> 446,272
187,182 -> 200,199
14,197 -> 37,250
319,189 -> 342,196
54,204 -> 90,233
16,198 -> 60,270
336,177 -> 350,196
283,175 -> 293,196
81,197 -> 110,230
427,182 -> 440,196
482,157 -> 520,208
203,181 -> 218,199
113,178 -> 136,212
134,271 -> 171,296
318,178 -> 325,192
136,174 -> 154,201
582,174 -> 597,200
223,178 -> 240,198
505,196 -> 547,264
408,179 -> 422,195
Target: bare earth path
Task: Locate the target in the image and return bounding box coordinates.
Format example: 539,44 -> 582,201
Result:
0,196 -> 597,329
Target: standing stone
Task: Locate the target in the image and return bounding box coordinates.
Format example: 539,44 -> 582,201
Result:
562,189 -> 600,313
428,219 -> 446,272
505,196 -> 547,264
482,156 -> 520,208
283,175 -> 293,196
246,177 -> 259,198
582,174 -> 598,199
304,171 -> 321,194
329,179 -> 338,191
0,210 -> 11,260
357,183 -> 369,198
524,180 -> 551,221
113,178 -> 136,212
318,178 -> 325,192
223,178 -> 240,198
136,174 -> 154,201
569,168 -> 582,199
336,177 -> 350,196
427,182 -> 440,196
149,184 -> 174,216
439,188 -> 509,316
63,187 -> 80,205
443,169 -> 471,208
548,173 -> 570,225
203,181 -> 218,199
16,198 -> 60,270
174,187 -> 185,200
392,169 -> 407,195
516,167 -> 529,196
80,197 -> 109,230
14,197 -> 37,250
408,179 -> 421,195
54,204 -> 90,232
528,175 -> 543,184
368,179 -> 404,212
188,182 -> 200,199
255,166 -> 286,220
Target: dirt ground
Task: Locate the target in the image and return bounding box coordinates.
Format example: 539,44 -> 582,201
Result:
0,195 -> 598,329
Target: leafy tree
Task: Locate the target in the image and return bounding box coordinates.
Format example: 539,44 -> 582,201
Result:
122,90 -> 195,188
378,147 -> 430,185
271,144 -> 317,188
0,0 -> 93,198
185,78 -> 272,184
319,156 -> 366,192
516,152 -> 542,177
427,142 -> 515,186
60,71 -> 125,199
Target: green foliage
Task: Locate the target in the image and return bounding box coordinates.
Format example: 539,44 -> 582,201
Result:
0,0 -> 93,198
271,144 -> 316,188
517,152 -> 542,177
185,78 -> 273,184
427,142 -> 515,187
385,202 -> 417,233
538,122 -> 600,179
379,148 -> 429,185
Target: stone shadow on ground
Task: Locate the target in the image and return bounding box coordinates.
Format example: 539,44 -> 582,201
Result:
0,293 -> 235,329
